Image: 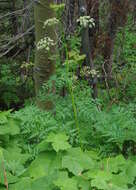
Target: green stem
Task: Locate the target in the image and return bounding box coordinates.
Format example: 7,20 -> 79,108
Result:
65,44 -> 81,146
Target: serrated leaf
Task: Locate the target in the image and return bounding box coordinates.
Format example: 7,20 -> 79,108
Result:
0,119 -> 20,136
9,177 -> 32,190
0,111 -> 20,136
111,174 -> 129,188
31,175 -> 55,190
125,160 -> 136,183
25,151 -> 62,179
74,176 -> 90,190
46,132 -> 71,152
3,147 -> 30,165
54,176 -> 78,190
91,178 -> 109,190
0,111 -> 9,124
91,171 -> 113,190
10,174 -> 56,190
0,170 -> 18,186
62,147 -> 94,176
36,140 -> 51,153
100,155 -> 126,173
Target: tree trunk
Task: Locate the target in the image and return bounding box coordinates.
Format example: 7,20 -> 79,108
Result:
78,0 -> 97,98
34,0 -> 56,109
86,0 -> 99,59
103,0 -> 130,79
65,0 -> 76,35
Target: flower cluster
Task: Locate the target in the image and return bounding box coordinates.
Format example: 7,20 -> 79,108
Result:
43,17 -> 59,28
81,66 -> 99,77
37,37 -> 55,52
77,16 -> 95,28
90,69 -> 99,77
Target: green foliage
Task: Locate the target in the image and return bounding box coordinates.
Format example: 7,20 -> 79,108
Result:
14,105 -> 57,145
93,106 -> 136,152
0,63 -> 20,108
112,15 -> 136,102
1,128 -> 135,190
46,132 -> 71,152
0,110 -> 20,136
62,147 -> 94,176
114,15 -> 136,66
0,59 -> 34,109
1,5 -> 136,190
0,110 -> 30,188
1,100 -> 136,190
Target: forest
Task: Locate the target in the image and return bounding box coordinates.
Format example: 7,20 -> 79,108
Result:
0,0 -> 136,189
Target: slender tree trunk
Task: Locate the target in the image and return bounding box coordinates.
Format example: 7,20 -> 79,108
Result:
34,0 -> 56,109
103,0 -> 130,79
86,0 -> 99,59
65,0 -> 76,35
78,0 -> 97,98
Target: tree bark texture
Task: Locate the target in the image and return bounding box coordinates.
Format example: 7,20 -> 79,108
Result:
65,0 -> 76,35
34,0 -> 56,109
78,0 -> 97,98
86,0 -> 99,59
103,0 -> 130,79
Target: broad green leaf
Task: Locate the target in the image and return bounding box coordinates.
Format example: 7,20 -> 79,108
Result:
3,147 -> 30,165
0,147 -> 29,178
10,175 -> 56,190
111,174 -> 129,188
62,147 -> 94,175
0,119 -> 20,135
0,111 -> 20,136
74,176 -> 90,190
91,171 -> 113,190
0,170 -> 18,186
31,175 -> 55,190
125,160 -> 136,183
46,132 -> 71,152
0,111 -> 9,124
54,176 -> 78,190
36,139 -> 52,153
25,151 -> 62,179
91,178 -> 109,190
100,155 -> 126,173
85,150 -> 100,161
9,177 -> 32,190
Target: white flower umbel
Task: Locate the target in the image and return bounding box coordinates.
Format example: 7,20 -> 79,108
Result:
81,66 -> 99,77
77,16 -> 95,28
37,37 -> 55,52
90,69 -> 99,77
43,17 -> 59,28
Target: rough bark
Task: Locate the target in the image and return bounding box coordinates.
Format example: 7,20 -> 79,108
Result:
34,0 -> 56,109
103,0 -> 130,79
86,0 -> 99,59
78,0 -> 97,98
65,0 -> 76,35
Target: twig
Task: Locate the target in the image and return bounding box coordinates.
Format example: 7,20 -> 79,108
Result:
0,2 -> 33,21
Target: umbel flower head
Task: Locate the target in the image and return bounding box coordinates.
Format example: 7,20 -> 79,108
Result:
43,17 -> 59,28
81,66 -> 99,77
77,16 -> 95,28
37,37 -> 55,52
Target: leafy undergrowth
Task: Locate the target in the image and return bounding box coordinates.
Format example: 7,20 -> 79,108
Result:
0,96 -> 136,190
